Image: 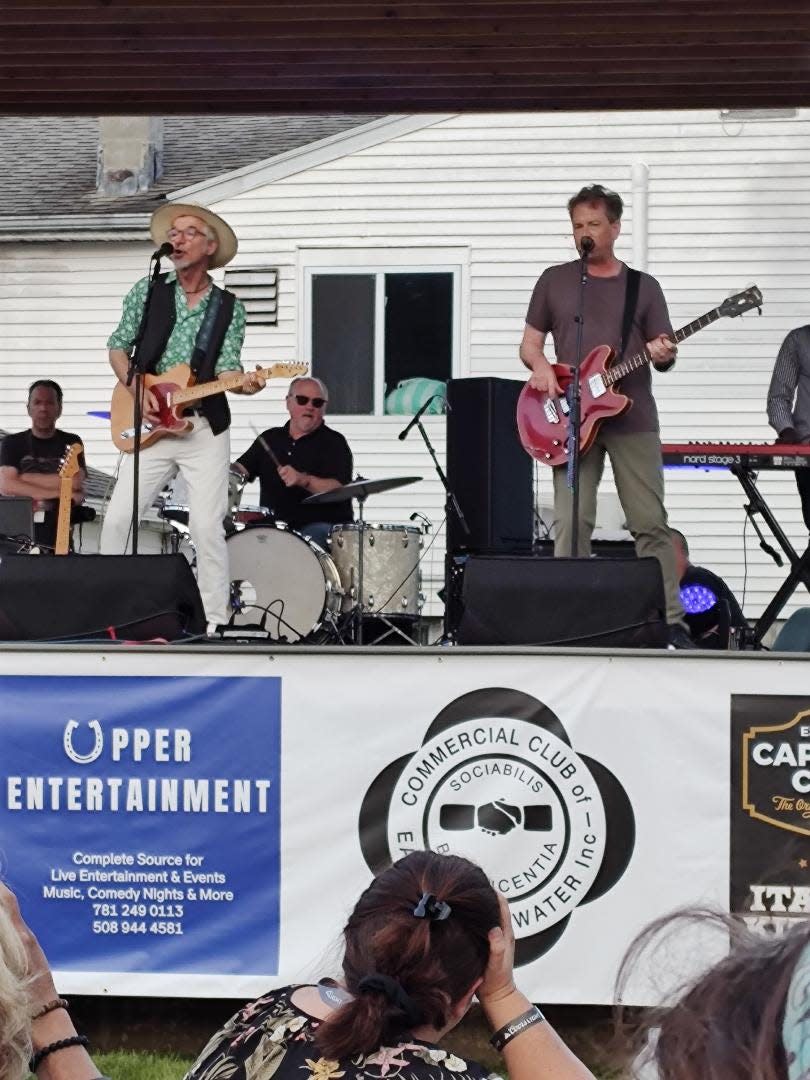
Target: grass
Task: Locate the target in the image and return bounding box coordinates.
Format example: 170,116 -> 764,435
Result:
86,1051 -> 194,1079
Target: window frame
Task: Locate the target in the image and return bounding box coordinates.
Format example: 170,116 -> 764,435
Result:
299,247 -> 469,417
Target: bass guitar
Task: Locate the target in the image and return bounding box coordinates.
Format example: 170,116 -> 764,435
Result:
55,442 -> 83,555
516,285 -> 762,467
110,361 -> 308,453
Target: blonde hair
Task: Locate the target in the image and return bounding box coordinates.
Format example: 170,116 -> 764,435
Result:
0,903 -> 30,1080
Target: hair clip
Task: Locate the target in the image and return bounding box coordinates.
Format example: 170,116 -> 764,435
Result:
413,892 -> 451,921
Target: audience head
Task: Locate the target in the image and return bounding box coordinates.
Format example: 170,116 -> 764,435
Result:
316,850 -> 500,1059
0,900 -> 30,1080
619,909 -> 810,1080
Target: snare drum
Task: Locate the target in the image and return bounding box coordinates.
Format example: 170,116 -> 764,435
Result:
226,523 -> 342,642
330,523 -> 422,617
231,505 -> 273,527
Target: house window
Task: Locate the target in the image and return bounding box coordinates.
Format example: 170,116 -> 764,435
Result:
303,257 -> 461,415
223,267 -> 278,325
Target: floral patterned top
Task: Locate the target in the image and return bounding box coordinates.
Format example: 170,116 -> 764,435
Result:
183,985 -> 502,1080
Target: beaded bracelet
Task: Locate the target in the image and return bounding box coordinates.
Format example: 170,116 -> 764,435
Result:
30,997 -> 69,1021
29,1034 -> 90,1073
490,1005 -> 545,1051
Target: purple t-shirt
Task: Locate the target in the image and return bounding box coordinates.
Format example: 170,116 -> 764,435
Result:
525,260 -> 674,434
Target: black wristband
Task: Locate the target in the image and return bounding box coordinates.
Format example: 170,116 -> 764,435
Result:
490,1006 -> 545,1051
29,1034 -> 90,1072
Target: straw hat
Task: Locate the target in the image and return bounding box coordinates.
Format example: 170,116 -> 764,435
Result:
150,202 -> 238,269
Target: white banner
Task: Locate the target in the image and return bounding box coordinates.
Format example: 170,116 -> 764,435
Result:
0,646 -> 807,1005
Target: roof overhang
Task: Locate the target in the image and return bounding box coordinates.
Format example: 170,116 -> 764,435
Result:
2,1 -> 809,115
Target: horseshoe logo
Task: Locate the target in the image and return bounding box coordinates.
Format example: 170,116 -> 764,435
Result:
63,719 -> 104,764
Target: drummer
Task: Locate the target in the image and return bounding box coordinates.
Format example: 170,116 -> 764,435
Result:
232,376 -> 353,550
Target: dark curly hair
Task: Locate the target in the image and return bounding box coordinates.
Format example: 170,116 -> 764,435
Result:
567,184 -> 624,223
616,908 -> 810,1079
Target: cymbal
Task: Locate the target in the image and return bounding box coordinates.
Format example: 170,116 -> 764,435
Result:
303,475 -> 422,505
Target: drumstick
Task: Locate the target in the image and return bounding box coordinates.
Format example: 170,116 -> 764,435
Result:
251,423 -> 281,469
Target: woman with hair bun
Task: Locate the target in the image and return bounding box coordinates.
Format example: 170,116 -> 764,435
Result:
185,851 -> 594,1080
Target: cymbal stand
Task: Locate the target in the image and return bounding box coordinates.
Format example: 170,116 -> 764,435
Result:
354,491 -> 367,645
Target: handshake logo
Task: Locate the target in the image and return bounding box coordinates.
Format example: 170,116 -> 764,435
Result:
359,687 -> 635,965
440,799 -> 552,835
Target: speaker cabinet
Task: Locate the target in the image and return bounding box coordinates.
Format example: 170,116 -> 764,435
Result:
0,554 -> 206,642
457,555 -> 667,648
446,377 -> 533,553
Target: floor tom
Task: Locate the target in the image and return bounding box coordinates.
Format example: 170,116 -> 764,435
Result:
330,523 -> 422,617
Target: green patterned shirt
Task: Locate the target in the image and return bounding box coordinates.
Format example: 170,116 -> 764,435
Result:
107,271 -> 246,375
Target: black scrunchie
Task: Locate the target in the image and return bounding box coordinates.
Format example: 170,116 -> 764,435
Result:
357,973 -> 424,1028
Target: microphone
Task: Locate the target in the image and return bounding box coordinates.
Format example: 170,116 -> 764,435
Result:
580,236 -> 594,256
152,242 -> 175,260
398,395 -> 438,441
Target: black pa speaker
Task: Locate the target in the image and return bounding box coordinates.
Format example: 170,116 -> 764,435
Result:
457,555 -> 668,647
0,554 -> 206,642
446,377 -> 533,553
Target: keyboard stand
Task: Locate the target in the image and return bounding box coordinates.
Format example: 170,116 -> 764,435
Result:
733,464 -> 810,646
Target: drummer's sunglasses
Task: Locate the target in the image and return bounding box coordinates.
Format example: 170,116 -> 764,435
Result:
292,394 -> 326,408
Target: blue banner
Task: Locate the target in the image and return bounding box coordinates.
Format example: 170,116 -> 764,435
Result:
0,675 -> 280,976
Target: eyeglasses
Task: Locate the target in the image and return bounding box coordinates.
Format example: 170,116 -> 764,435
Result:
291,394 -> 326,408
166,227 -> 208,242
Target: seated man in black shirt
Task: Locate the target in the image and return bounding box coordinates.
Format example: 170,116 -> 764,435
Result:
670,528 -> 748,648
0,380 -> 87,550
232,376 -> 353,549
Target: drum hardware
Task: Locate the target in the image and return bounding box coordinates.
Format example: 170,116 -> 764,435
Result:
304,476 -> 421,645
157,502 -> 195,558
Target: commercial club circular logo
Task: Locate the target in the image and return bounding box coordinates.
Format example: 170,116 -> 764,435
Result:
359,688 -> 635,964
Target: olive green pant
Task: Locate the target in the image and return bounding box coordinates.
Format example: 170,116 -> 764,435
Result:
553,428 -> 683,625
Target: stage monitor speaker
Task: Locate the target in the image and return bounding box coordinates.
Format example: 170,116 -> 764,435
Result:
0,554 -> 206,642
457,555 -> 667,648
446,377 -> 533,553
0,496 -> 34,554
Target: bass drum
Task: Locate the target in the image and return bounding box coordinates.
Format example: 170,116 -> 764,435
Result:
226,524 -> 342,642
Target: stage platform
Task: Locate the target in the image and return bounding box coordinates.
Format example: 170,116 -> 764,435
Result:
0,642 -> 807,1006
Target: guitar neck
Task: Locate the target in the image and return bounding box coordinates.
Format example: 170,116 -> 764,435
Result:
54,476 -> 73,555
173,368 -> 262,405
604,307 -> 723,386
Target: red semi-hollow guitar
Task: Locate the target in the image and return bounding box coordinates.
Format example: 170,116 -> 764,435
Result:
517,285 -> 762,467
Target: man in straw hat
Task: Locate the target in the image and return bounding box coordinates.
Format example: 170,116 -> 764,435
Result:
100,202 -> 265,632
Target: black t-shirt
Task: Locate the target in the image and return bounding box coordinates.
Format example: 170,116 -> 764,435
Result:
0,429 -> 86,546
237,422 -> 354,529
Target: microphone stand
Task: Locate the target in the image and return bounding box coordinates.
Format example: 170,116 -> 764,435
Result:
412,412 -> 470,641
125,250 -> 166,555
567,245 -> 590,557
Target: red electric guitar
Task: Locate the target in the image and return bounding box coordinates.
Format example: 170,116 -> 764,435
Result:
110,360 -> 308,453
517,285 -> 762,467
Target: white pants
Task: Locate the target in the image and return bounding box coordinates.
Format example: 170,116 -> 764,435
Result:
100,419 -> 231,628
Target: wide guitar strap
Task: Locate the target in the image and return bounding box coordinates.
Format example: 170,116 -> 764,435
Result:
617,267 -> 641,364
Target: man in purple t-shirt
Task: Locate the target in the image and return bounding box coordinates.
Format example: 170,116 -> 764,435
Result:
519,184 -> 690,647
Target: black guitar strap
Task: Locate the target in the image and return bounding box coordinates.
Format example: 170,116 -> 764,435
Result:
618,267 -> 641,363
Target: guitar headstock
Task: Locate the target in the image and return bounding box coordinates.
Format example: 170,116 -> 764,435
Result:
270,361 -> 309,379
58,442 -> 82,479
719,285 -> 763,319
